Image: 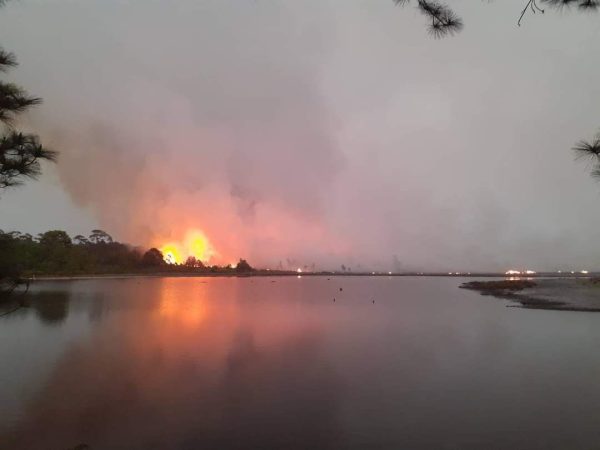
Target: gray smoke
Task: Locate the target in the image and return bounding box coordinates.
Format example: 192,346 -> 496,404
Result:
1,0 -> 600,271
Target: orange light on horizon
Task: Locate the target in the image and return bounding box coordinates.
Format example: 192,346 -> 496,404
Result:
159,229 -> 216,265
185,230 -> 215,262
161,243 -> 183,264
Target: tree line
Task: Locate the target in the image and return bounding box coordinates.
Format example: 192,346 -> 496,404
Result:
0,228 -> 254,279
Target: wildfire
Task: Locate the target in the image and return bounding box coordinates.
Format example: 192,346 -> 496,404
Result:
159,229 -> 216,265
161,244 -> 183,265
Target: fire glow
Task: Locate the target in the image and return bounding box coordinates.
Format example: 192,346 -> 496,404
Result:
159,229 -> 216,265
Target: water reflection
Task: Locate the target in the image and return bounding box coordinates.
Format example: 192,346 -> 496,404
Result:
31,291 -> 71,325
0,286 -> 112,326
0,289 -> 72,325
4,277 -> 600,449
1,278 -> 341,450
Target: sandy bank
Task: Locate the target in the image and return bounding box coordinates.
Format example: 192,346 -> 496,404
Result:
461,278 -> 600,312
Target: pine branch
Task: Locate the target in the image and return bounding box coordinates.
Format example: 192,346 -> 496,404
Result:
542,0 -> 599,10
0,82 -> 42,125
0,48 -> 17,72
394,0 -> 599,36
572,130 -> 600,181
0,132 -> 57,188
393,0 -> 463,37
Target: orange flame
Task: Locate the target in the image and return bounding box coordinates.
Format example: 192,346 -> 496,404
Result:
159,229 -> 216,265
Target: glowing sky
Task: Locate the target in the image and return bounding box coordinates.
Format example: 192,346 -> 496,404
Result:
1,0 -> 600,271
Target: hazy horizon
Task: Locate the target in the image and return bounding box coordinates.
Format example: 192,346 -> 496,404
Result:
1,0 -> 600,272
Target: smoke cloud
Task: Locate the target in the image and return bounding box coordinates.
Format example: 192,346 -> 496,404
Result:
2,0 -> 600,271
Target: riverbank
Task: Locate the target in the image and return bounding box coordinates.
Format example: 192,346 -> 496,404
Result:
461,278 -> 600,312
27,272 -> 600,281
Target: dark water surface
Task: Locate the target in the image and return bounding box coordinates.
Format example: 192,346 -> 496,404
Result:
2,276 -> 600,450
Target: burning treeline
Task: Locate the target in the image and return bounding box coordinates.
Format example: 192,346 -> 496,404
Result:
0,229 -> 255,275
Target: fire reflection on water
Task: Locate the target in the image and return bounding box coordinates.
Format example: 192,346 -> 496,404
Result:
1,278 -> 336,450
157,284 -> 208,327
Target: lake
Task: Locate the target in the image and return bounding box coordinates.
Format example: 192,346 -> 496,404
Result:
2,276 -> 600,449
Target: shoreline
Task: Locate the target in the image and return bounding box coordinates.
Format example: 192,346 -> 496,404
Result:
27,272 -> 600,281
461,278 -> 600,312
12,274 -> 600,313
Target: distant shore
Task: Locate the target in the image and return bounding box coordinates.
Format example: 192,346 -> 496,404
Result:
461,278 -> 600,312
27,271 -> 403,281
28,271 -> 600,281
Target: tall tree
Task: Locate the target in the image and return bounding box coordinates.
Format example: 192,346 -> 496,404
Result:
88,229 -> 113,244
0,1 -> 56,190
141,248 -> 165,267
1,0 -> 56,299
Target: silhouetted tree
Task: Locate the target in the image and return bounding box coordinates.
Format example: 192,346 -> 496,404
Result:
0,0 -> 56,297
88,229 -> 113,244
73,234 -> 89,245
37,230 -> 72,273
18,232 -> 33,242
184,256 -> 205,269
141,248 -> 165,266
0,230 -> 25,299
235,259 -> 254,272
0,2 -> 55,190
38,230 -> 72,248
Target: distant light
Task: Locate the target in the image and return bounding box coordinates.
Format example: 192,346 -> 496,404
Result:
297,268 -> 302,273
372,271 -> 375,275
505,270 -> 521,275
581,270 -> 589,274
448,272 -> 453,275
525,270 -> 536,275
388,271 -> 392,275
571,271 -> 575,274
558,270 -> 562,273
454,272 -> 460,275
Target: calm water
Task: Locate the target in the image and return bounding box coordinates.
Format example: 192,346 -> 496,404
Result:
2,277 -> 600,449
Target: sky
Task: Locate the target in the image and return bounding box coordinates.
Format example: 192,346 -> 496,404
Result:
1,0 -> 600,272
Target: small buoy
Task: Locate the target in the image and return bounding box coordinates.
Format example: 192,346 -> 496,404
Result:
372,300 -> 375,304
333,298 -> 336,302
339,287 -> 343,291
